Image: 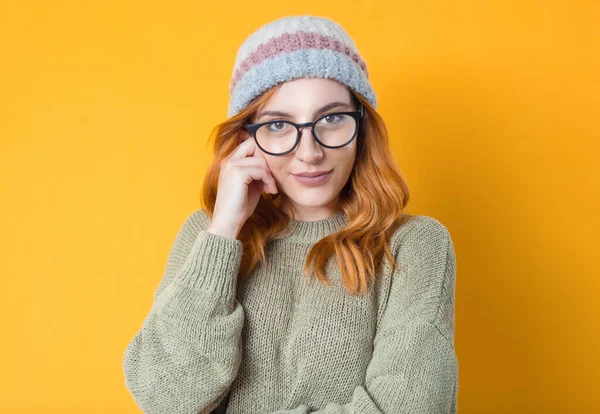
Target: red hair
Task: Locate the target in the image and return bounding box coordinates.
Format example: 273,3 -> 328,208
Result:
201,84 -> 411,295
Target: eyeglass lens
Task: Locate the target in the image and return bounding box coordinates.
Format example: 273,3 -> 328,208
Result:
255,114 -> 357,155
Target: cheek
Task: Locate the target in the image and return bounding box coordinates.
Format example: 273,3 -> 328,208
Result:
264,158 -> 285,180
335,151 -> 357,174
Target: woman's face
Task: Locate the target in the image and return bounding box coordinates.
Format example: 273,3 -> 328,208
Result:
241,78 -> 358,221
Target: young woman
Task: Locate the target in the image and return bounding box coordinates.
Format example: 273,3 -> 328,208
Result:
123,15 -> 458,414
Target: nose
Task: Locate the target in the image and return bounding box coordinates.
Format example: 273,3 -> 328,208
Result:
295,126 -> 323,161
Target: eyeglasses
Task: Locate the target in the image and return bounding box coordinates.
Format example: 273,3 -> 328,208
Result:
244,103 -> 364,156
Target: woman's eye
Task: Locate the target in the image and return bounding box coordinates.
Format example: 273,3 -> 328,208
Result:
269,121 -> 287,131
322,115 -> 341,124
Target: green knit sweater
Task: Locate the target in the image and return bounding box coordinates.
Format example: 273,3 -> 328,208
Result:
122,208 -> 458,413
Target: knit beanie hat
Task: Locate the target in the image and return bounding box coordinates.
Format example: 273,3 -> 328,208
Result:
228,15 -> 377,118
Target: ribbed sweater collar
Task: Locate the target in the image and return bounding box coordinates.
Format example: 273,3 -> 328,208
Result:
280,212 -> 349,244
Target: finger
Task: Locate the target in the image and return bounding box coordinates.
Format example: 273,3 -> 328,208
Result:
229,136 -> 257,161
240,166 -> 277,193
231,156 -> 269,169
252,152 -> 277,192
232,158 -> 279,193
252,141 -> 264,158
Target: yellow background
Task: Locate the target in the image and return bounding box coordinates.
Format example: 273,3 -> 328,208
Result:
1,1 -> 598,412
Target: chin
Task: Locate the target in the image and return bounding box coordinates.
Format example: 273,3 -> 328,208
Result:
288,188 -> 337,204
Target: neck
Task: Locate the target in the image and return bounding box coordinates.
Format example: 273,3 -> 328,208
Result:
279,195 -> 344,222
276,211 -> 349,244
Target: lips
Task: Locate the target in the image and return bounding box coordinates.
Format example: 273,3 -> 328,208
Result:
292,170 -> 332,177
292,170 -> 332,186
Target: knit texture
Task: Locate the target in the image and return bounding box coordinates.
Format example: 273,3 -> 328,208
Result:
228,15 -> 377,118
123,209 -> 458,413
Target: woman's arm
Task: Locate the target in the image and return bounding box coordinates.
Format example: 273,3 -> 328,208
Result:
271,217 -> 459,414
122,209 -> 245,414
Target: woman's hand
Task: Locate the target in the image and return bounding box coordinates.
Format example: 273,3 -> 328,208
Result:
207,137 -> 278,240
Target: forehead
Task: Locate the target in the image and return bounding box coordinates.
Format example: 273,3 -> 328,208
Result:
262,78 -> 353,110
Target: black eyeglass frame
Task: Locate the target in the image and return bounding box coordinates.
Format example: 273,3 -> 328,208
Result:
244,102 -> 364,156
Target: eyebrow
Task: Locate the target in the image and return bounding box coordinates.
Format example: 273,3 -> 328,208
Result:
255,101 -> 353,122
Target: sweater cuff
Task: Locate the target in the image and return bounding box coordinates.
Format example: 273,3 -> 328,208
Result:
175,230 -> 244,299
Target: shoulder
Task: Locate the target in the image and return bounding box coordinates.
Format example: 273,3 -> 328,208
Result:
389,213 -> 453,256
165,208 -> 213,253
384,213 -> 456,327
176,207 -> 212,235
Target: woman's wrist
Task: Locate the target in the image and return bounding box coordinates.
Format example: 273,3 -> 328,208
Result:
206,222 -> 240,240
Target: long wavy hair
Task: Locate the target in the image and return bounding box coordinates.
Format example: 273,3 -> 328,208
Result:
201,83 -> 411,295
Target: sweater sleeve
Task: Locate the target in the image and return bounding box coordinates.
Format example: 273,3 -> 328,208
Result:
122,209 -> 245,414
271,216 -> 459,414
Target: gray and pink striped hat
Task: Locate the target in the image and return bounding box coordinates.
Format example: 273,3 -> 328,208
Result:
228,15 -> 377,118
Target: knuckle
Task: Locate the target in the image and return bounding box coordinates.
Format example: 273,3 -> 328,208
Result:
222,161 -> 236,174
